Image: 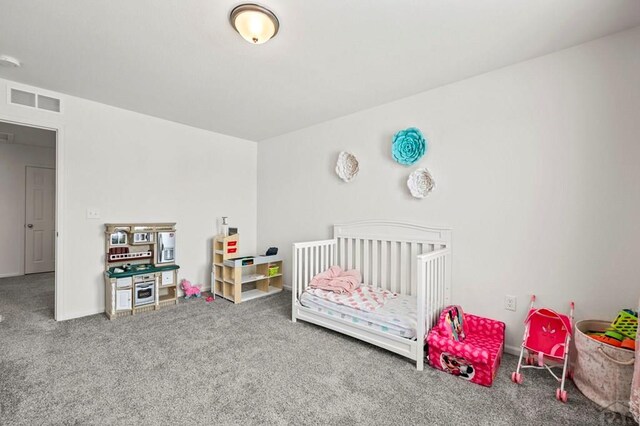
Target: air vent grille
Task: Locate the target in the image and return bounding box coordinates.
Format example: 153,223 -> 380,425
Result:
8,87 -> 62,113
37,94 -> 61,112
10,89 -> 36,107
0,132 -> 16,144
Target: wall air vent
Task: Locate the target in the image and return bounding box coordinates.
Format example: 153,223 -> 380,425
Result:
37,94 -> 61,112
0,131 -> 15,144
8,86 -> 62,113
10,88 -> 36,107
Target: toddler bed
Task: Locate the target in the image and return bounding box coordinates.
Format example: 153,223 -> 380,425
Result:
292,221 -> 452,370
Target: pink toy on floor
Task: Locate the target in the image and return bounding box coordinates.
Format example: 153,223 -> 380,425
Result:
180,279 -> 201,299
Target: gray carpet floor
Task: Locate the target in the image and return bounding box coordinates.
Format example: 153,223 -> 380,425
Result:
0,273 -> 630,425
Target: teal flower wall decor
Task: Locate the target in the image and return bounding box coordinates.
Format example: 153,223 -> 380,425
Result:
392,127 -> 427,165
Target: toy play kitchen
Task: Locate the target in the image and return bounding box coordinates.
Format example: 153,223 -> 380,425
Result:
103,223 -> 180,320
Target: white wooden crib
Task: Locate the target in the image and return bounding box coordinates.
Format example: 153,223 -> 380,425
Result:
292,220 -> 452,370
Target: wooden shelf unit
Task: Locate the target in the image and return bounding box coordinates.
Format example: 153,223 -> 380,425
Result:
212,234 -> 283,303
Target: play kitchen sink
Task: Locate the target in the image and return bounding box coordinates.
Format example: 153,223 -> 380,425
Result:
103,223 -> 180,320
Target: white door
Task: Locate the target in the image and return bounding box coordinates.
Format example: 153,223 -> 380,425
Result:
25,166 -> 55,274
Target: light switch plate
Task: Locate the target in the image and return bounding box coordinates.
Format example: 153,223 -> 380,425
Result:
86,208 -> 101,219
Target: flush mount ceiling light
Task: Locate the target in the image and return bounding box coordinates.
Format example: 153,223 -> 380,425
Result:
230,3 -> 279,45
0,55 -> 21,68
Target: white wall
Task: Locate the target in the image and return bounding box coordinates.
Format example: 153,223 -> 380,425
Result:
0,143 -> 56,277
257,27 -> 640,351
0,79 -> 257,320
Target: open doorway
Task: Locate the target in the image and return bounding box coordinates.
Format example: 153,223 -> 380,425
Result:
0,120 -> 57,318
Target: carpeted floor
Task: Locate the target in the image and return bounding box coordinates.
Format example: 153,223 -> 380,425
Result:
0,273 -> 628,425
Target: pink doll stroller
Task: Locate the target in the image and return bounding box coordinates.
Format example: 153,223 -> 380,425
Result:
511,295 -> 574,403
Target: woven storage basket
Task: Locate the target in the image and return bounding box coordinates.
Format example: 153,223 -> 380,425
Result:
573,320 -> 635,415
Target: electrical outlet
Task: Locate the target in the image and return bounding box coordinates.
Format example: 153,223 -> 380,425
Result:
86,208 -> 101,219
505,295 -> 517,311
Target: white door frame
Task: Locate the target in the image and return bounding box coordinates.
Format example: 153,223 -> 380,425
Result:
0,115 -> 64,321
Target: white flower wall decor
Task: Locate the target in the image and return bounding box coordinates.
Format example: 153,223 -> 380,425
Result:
407,167 -> 436,198
335,151 -> 360,183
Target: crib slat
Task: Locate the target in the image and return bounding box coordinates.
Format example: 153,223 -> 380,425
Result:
389,241 -> 399,292
436,257 -> 440,321
325,244 -> 330,269
438,256 -> 443,310
309,246 -> 313,284
381,241 -> 388,290
400,242 -> 408,295
440,256 -> 445,309
410,243 -> 418,296
372,240 -> 379,287
363,239 -> 370,285
427,260 -> 433,333
355,238 -> 361,273
329,243 -> 334,266
298,249 -> 303,296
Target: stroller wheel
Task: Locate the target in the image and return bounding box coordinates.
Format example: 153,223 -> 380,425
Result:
511,372 -> 523,384
560,390 -> 568,403
556,388 -> 568,403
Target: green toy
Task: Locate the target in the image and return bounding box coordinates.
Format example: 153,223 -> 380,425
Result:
611,309 -> 638,340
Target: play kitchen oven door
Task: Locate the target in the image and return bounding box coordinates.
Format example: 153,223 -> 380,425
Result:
157,232 -> 176,264
134,276 -> 155,306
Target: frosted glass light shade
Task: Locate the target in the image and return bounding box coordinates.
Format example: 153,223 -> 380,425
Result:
230,4 -> 279,45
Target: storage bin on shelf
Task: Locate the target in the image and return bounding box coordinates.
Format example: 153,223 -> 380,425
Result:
268,265 -> 279,277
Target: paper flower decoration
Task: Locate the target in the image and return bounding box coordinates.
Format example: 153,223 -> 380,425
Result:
407,168 -> 435,198
335,151 -> 359,183
392,127 -> 427,165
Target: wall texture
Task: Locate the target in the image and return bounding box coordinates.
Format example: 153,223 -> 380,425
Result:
0,143 -> 56,277
0,79 -> 257,320
257,27 -> 640,351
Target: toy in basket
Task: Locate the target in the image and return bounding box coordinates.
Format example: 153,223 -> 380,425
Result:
612,309 -> 638,340
511,295 -> 574,403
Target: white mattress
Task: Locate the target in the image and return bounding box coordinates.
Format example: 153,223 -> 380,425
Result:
299,287 -> 419,339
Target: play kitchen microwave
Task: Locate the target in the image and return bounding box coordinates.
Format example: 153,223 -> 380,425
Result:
157,232 -> 176,264
132,232 -> 153,244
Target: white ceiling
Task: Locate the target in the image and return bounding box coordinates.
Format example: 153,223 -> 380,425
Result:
1,1 -> 639,141
0,121 -> 56,148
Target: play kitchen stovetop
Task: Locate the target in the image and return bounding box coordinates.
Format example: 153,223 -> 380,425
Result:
107,263 -> 179,278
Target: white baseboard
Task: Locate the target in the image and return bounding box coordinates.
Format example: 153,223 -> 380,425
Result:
0,272 -> 23,279
283,284 -> 291,291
